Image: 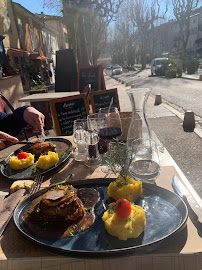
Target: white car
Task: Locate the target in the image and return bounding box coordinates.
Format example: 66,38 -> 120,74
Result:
112,65 -> 122,75
151,58 -> 168,76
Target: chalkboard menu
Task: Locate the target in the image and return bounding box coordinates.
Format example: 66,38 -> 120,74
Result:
77,65 -> 106,93
89,88 -> 120,113
49,94 -> 89,136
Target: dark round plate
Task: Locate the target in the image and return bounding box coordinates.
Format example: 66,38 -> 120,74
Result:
13,179 -> 188,257
1,138 -> 72,181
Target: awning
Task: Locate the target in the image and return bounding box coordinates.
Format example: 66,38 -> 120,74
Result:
8,48 -> 39,57
36,56 -> 53,63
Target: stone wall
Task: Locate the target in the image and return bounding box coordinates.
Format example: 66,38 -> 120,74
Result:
0,75 -> 27,111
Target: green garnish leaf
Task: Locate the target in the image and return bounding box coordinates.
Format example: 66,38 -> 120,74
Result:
85,207 -> 92,212
108,208 -> 115,214
69,232 -> 74,237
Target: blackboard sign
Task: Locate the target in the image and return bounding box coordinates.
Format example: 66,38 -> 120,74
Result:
77,65 -> 105,93
49,94 -> 89,136
55,49 -> 77,92
89,88 -> 120,113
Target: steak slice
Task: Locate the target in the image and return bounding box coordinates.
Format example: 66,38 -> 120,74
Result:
23,185 -> 85,222
27,142 -> 57,160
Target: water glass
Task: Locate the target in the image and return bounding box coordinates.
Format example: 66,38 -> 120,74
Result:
73,119 -> 87,161
87,113 -> 108,154
129,139 -> 161,184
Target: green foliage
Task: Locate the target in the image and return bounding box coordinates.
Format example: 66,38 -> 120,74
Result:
32,80 -> 45,90
184,58 -> 199,74
161,58 -> 178,78
165,68 -> 177,78
107,140 -> 134,182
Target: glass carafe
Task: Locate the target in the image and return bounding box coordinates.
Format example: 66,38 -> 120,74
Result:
126,88 -> 151,150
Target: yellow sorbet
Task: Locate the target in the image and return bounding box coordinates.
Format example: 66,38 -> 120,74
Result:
102,203 -> 146,241
10,153 -> 35,170
35,151 -> 59,170
108,176 -> 142,201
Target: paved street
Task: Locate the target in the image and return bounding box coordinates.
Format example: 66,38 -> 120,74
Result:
107,68 -> 202,124
104,70 -> 202,199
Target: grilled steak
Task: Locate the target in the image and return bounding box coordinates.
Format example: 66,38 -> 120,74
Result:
24,185 -> 85,222
27,141 -> 57,160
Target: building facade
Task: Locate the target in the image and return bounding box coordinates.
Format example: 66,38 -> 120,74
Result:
0,0 -> 68,91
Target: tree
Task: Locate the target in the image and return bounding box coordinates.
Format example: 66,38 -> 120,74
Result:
43,0 -> 124,65
128,0 -> 168,69
172,0 -> 199,57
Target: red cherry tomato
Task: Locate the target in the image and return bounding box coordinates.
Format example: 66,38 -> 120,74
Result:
17,152 -> 28,160
114,198 -> 131,219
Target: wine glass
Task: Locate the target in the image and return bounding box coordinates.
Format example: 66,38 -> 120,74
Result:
98,107 -> 122,141
87,113 -> 108,155
73,119 -> 88,161
129,139 -> 161,184
98,107 -> 122,173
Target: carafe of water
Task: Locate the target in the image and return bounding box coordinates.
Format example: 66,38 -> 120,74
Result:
126,88 -> 151,149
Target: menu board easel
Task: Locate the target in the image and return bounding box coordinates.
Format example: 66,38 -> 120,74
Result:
49,94 -> 89,136
89,88 -> 120,113
77,65 -> 106,93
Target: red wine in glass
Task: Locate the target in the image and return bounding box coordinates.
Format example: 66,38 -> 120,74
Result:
99,127 -> 122,140
98,138 -> 108,154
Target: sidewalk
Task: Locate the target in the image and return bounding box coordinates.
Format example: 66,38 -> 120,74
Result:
104,74 -> 202,199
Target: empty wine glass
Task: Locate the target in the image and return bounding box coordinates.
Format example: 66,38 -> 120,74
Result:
129,139 -> 161,184
73,119 -> 88,161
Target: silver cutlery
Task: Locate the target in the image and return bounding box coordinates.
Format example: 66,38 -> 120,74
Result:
172,175 -> 202,224
0,175 -> 44,236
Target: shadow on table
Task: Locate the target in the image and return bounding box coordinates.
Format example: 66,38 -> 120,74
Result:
1,220 -> 49,259
151,225 -> 188,254
49,158 -> 110,186
186,204 -> 202,238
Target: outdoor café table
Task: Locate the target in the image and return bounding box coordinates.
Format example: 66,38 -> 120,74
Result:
0,136 -> 202,270
18,92 -> 80,130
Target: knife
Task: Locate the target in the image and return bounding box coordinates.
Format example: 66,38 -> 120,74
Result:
172,175 -> 202,224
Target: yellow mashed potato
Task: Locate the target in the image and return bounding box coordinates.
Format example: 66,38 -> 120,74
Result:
108,176 -> 142,202
102,203 -> 146,240
10,153 -> 35,170
35,151 -> 59,170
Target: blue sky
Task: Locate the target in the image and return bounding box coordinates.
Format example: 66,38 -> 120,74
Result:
13,0 -> 202,19
13,0 -> 60,15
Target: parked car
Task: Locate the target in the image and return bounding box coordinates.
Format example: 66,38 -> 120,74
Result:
151,58 -> 168,76
106,65 -> 112,70
112,65 -> 122,75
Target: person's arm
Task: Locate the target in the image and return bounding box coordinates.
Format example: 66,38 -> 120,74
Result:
0,131 -> 18,150
0,106 -> 45,136
0,109 -> 27,136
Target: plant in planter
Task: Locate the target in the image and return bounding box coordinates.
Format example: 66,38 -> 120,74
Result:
107,140 -> 142,202
32,80 -> 45,90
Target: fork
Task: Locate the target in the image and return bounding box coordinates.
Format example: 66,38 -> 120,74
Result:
28,175 -> 44,196
0,175 -> 44,237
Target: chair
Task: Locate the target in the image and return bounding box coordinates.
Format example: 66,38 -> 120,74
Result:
0,93 -> 29,141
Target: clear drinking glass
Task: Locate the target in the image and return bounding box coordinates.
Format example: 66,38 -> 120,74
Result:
98,107 -> 122,173
87,113 -> 108,154
129,139 -> 161,184
73,119 -> 88,161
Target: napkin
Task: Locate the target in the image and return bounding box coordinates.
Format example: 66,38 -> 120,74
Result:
0,189 -> 25,236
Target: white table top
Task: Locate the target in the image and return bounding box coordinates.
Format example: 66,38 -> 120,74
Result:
18,92 -> 80,103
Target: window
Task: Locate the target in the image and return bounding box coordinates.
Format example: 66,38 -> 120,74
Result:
30,31 -> 39,51
17,17 -> 23,36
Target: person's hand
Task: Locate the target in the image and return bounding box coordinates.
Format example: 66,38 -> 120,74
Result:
0,131 -> 19,150
23,107 -> 45,133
